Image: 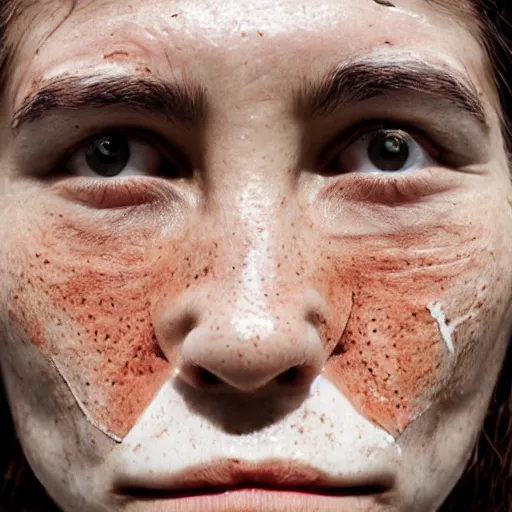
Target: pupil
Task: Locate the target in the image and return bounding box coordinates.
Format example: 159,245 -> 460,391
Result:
368,130 -> 409,172
85,133 -> 130,177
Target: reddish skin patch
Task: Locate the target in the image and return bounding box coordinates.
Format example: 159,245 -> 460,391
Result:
6,212 -> 194,438
322,227 -> 498,436
4,186 -> 501,439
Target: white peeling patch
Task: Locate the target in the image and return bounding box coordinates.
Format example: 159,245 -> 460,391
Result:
427,300 -> 479,355
427,302 -> 455,354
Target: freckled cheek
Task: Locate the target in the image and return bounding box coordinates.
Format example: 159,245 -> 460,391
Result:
4,218 -> 197,439
319,236 -> 497,437
324,302 -> 445,436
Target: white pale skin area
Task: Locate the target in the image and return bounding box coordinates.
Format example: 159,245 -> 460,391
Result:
0,0 -> 512,511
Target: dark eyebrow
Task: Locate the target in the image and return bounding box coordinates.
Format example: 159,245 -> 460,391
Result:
296,57 -> 488,128
12,74 -> 206,130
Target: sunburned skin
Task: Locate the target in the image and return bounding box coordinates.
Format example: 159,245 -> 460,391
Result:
1,0 -> 512,510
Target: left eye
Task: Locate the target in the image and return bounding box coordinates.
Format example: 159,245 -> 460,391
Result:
325,128 -> 436,174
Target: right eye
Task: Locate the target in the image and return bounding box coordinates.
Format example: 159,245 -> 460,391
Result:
66,131 -> 179,178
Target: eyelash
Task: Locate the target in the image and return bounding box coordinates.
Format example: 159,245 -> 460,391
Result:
320,120 -> 447,172
50,117 -> 454,210
59,128 -> 188,176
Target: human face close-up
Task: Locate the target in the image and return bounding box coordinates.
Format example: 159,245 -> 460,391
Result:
0,0 -> 512,511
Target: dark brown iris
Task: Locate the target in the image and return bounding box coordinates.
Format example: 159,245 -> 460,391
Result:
368,130 -> 410,172
85,133 -> 130,177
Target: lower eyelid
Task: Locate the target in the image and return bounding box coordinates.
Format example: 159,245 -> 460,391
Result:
322,167 -> 454,205
54,176 -> 182,209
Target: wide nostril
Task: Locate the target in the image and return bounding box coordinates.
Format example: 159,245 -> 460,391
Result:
182,362 -> 312,392
197,367 -> 222,387
276,365 -> 302,385
181,365 -> 223,389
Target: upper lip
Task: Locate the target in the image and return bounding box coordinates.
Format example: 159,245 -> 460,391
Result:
114,459 -> 395,497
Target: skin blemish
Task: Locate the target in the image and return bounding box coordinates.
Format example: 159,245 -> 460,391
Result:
103,50 -> 130,60
373,0 -> 396,7
427,302 -> 455,353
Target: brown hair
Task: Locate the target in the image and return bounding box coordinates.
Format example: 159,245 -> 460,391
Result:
0,0 -> 511,510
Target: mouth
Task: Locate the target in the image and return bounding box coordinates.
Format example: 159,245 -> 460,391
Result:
114,459 -> 395,502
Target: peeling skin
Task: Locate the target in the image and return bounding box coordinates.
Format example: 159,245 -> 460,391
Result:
427,302 -> 455,354
1,0 -> 512,510
427,299 -> 483,356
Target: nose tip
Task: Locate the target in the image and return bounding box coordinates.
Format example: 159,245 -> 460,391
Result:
155,289 -> 329,394
182,359 -> 317,392
179,322 -> 324,392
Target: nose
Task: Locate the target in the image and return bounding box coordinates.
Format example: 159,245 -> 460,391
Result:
154,285 -> 329,393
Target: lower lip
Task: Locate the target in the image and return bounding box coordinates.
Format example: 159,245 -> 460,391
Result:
119,487 -> 385,512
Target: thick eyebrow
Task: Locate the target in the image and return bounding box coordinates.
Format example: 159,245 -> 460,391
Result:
12,74 -> 206,130
296,57 -> 487,128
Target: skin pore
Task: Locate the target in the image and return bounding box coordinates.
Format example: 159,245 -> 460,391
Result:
1,0 -> 512,511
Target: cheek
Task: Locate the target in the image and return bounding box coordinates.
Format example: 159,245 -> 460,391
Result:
4,211 -> 200,440
322,228 -> 502,437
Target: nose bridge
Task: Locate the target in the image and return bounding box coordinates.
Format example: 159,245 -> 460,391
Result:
154,182 -> 330,392
196,182 -> 325,390
230,179 -> 293,316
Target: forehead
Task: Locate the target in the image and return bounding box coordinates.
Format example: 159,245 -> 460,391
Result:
7,0 -> 480,60
3,0 -> 492,115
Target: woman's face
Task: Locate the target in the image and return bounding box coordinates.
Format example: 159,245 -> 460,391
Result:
0,0 -> 511,510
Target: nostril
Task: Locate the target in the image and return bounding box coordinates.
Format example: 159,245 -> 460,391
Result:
196,367 -> 222,387
276,365 -> 302,385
